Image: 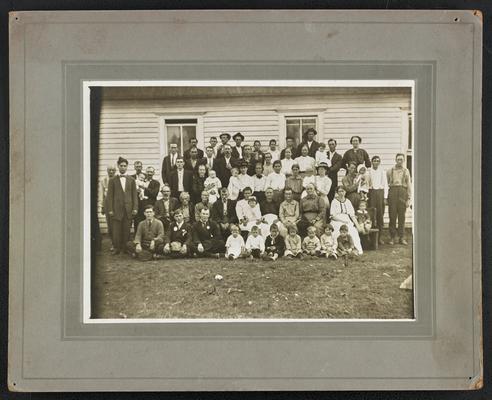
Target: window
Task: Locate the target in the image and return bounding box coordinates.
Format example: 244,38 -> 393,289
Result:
285,116 -> 317,148
164,119 -> 197,156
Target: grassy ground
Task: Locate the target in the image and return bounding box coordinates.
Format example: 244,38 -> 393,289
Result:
92,232 -> 413,319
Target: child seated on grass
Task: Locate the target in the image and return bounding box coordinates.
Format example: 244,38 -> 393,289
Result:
302,225 -> 322,258
225,224 -> 245,260
356,200 -> 372,235
284,224 -> 303,259
337,224 -> 359,258
263,224 -> 285,261
245,225 -> 264,260
320,223 -> 338,259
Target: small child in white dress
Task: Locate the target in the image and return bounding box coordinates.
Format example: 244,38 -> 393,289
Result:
245,225 -> 265,259
135,173 -> 147,201
356,164 -> 370,201
320,224 -> 338,259
204,169 -> 222,204
225,224 -> 245,260
227,167 -> 241,201
314,142 -> 330,167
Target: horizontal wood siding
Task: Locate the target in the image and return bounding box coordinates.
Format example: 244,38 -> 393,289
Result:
97,90 -> 412,232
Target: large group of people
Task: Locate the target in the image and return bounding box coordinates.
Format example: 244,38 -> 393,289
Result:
98,129 -> 412,261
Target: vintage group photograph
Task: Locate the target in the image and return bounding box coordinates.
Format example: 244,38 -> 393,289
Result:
88,82 -> 414,320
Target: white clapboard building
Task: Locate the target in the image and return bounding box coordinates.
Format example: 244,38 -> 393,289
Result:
96,86 -> 412,231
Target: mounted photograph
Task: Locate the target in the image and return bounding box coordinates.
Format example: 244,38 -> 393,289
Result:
86,81 -> 414,320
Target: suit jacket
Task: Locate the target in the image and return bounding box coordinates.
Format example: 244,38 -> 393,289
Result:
265,234 -> 286,256
140,179 -> 160,208
231,145 -> 245,159
134,218 -> 164,244
161,154 -> 178,184
192,220 -> 223,244
165,221 -> 192,245
154,197 -> 180,222
184,157 -> 206,173
327,151 -> 343,187
210,199 -> 238,224
213,156 -> 239,187
183,147 -> 204,160
203,156 -> 216,170
297,140 -> 320,158
106,175 -> 138,220
169,169 -> 193,198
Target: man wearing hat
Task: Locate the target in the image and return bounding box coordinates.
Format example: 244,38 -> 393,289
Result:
154,184 -> 180,230
296,128 -> 320,158
231,132 -> 245,159
216,132 -> 231,158
213,144 -> 239,187
106,156 -> 138,254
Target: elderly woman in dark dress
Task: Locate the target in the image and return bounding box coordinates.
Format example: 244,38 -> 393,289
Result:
341,161 -> 361,210
341,135 -> 371,171
298,183 -> 326,237
190,164 -> 208,204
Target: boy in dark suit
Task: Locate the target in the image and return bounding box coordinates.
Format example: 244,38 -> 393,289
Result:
169,157 -> 193,199
210,187 -> 238,237
213,144 -> 238,188
106,156 -> 138,254
163,208 -> 192,258
127,205 -> 165,260
190,208 -> 225,257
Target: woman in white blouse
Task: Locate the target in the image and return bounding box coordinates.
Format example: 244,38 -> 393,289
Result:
329,185 -> 363,254
301,162 -> 332,209
294,144 -> 316,177
280,148 -> 296,176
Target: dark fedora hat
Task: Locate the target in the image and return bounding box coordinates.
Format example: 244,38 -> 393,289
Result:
233,132 -> 245,141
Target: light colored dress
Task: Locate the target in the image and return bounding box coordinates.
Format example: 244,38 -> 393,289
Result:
227,176 -> 241,200
204,176 -> 222,204
294,155 -> 316,176
225,234 -> 245,259
301,175 -> 332,208
280,158 -> 296,176
329,197 -> 363,254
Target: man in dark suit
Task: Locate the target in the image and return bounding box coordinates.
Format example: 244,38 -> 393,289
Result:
127,205 -> 165,260
183,138 -> 204,160
203,146 -> 216,171
154,184 -> 180,230
296,127 -> 320,158
184,147 -> 206,173
161,143 -> 179,184
326,138 -> 343,202
213,144 -> 238,188
210,188 -> 238,237
163,208 -> 192,258
280,137 -> 298,159
238,144 -> 256,176
169,157 -> 193,199
106,156 -> 138,254
135,166 -> 160,227
231,132 -> 245,159
190,208 -> 225,257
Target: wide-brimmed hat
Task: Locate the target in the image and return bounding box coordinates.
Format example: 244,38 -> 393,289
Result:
219,132 -> 231,140
233,132 -> 245,141
317,162 -> 329,171
240,161 -> 249,168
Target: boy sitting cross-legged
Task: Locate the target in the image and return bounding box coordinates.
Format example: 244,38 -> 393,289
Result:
163,208 -> 192,258
263,223 -> 286,261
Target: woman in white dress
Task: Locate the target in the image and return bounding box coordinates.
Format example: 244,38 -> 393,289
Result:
301,162 -> 332,209
294,144 -> 316,177
329,185 -> 363,254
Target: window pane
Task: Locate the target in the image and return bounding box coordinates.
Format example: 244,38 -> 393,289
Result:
286,119 -> 301,148
166,126 -> 181,155
182,125 -> 197,153
165,119 -> 197,124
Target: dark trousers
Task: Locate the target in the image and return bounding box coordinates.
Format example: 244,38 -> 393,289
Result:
112,214 -> 132,252
190,239 -> 225,256
368,189 -> 385,234
127,239 -> 164,255
105,213 -> 113,240
388,186 -> 408,239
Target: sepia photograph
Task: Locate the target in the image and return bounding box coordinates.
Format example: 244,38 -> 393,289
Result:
86,81 -> 414,320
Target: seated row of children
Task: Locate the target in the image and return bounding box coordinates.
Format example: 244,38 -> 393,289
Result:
225,221 -> 359,261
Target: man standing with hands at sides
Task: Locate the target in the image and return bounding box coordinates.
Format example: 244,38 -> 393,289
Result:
368,155 -> 388,245
127,205 -> 165,260
213,144 -> 237,188
326,138 -> 343,203
161,143 -> 179,185
387,153 -> 412,245
184,147 -> 206,173
209,136 -> 218,156
107,156 -> 138,255
281,137 -> 297,159
203,145 -> 216,171
183,137 -> 204,160
231,132 -> 245,159
297,128 -> 320,158
191,208 -> 225,258
216,132 -> 231,158
169,157 -> 193,200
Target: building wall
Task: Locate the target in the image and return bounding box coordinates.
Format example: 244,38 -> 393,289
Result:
97,89 -> 412,231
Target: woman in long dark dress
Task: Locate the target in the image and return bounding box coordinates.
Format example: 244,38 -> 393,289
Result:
190,164 -> 208,204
